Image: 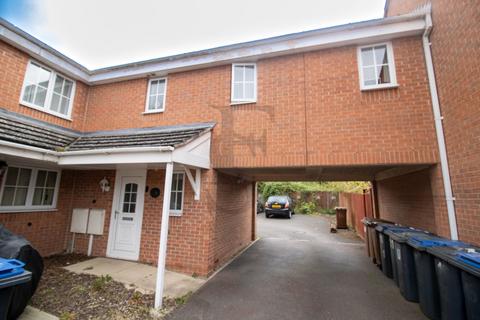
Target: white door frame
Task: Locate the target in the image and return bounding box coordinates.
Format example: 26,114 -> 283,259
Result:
106,168 -> 146,261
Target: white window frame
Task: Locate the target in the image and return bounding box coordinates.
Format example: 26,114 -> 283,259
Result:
169,171 -> 185,216
357,42 -> 398,91
231,63 -> 257,104
0,165 -> 62,213
144,77 -> 167,114
19,60 -> 76,120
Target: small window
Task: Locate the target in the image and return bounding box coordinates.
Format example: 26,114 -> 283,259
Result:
20,61 -> 76,119
145,78 -> 167,113
0,166 -> 60,211
357,43 -> 397,90
169,172 -> 184,216
231,63 -> 257,104
122,183 -> 138,213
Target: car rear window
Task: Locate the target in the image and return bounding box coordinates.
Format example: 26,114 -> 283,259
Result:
267,196 -> 288,203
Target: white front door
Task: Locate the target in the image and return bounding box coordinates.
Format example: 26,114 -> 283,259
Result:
107,170 -> 146,260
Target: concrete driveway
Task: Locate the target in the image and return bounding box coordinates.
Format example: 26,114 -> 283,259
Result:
168,214 -> 427,320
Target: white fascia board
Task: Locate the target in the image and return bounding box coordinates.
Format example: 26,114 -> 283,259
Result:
63,146 -> 173,156
89,17 -> 425,84
57,150 -> 173,166
0,141 -> 58,163
0,25 -> 90,82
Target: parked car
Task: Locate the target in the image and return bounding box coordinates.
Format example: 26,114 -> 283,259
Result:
265,196 -> 295,219
256,200 -> 265,213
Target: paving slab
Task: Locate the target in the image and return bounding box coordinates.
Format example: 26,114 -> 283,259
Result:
64,257 -> 205,297
19,306 -> 58,320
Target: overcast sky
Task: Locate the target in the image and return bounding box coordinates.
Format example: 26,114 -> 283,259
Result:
0,0 -> 386,70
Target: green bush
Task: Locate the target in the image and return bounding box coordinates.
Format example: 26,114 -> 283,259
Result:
296,201 -> 317,215
92,274 -> 112,291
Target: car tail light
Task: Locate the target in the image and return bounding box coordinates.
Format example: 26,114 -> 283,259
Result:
285,202 -> 289,208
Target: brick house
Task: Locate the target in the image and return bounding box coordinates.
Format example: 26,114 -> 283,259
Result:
0,1 -> 478,305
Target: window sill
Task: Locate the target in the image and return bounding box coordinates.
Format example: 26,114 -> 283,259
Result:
0,208 -> 58,214
360,84 -> 399,91
19,102 -> 73,121
230,101 -> 257,106
143,110 -> 165,115
169,211 -> 182,217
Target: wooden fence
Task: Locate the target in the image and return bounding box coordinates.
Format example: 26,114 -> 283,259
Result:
339,190 -> 374,239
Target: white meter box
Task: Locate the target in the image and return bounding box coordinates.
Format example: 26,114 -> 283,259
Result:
87,209 -> 105,235
70,208 -> 89,233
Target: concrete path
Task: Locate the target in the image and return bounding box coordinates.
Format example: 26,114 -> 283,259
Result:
168,214 -> 427,320
64,257 -> 205,298
19,306 -> 58,320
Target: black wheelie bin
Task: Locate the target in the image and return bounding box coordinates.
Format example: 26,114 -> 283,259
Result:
375,224 -> 412,283
0,226 -> 43,319
0,258 -> 31,320
407,235 -> 468,320
384,227 -> 430,302
427,245 -> 480,320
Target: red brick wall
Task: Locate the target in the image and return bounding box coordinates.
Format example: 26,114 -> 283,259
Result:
0,41 -> 89,130
81,37 -> 437,169
212,172 -> 253,269
139,169 -> 218,276
386,0 -> 480,245
69,170 -> 115,257
376,168 -> 437,233
305,37 -> 437,166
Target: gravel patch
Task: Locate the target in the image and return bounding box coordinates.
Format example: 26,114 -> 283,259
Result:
30,254 -> 184,320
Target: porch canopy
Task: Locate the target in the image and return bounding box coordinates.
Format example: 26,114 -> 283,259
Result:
0,108 -> 214,307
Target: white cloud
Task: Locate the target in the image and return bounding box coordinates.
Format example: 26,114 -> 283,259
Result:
25,0 -> 385,69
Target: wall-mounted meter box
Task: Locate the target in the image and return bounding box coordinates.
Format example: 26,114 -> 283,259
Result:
87,209 -> 105,235
70,208 -> 89,234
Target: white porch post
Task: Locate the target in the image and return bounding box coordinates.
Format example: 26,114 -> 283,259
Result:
155,162 -> 174,308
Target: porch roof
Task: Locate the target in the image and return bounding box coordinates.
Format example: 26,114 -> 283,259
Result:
0,108 -> 214,168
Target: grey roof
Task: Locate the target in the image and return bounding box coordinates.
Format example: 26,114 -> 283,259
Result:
0,109 -> 214,152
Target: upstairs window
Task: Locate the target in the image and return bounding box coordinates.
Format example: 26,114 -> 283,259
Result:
231,63 -> 257,104
0,166 -> 60,211
20,61 -> 75,119
358,43 -> 397,90
145,78 -> 167,113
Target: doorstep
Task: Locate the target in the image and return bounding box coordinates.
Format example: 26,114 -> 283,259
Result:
63,257 -> 205,298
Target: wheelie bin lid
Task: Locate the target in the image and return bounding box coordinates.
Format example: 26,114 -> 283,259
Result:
375,224 -> 411,233
0,258 -> 25,279
361,217 -> 393,227
407,234 -> 467,251
384,228 -> 430,243
427,246 -> 480,277
0,257 -> 31,289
